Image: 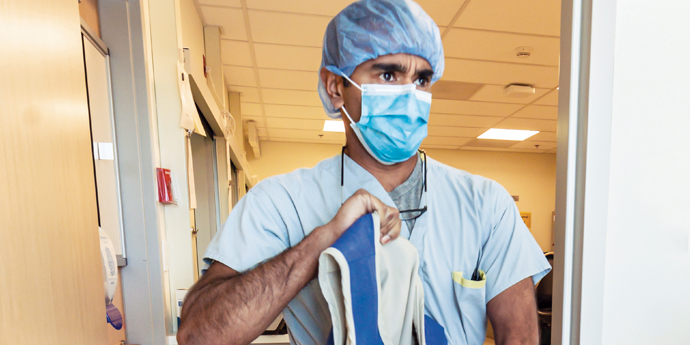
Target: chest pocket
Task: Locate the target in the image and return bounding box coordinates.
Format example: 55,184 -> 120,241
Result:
451,270 -> 487,345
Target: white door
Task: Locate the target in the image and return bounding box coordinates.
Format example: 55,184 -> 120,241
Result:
83,34 -> 125,259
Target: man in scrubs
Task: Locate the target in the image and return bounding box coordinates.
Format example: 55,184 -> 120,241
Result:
178,1 -> 551,344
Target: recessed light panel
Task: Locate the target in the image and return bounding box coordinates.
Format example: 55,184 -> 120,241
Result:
478,128 -> 539,141
323,120 -> 345,132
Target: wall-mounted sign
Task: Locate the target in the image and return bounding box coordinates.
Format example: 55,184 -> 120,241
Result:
520,212 -> 532,229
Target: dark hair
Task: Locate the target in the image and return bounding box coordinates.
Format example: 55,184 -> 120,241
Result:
342,76 -> 350,88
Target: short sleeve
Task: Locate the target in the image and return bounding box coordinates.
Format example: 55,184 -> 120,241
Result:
204,180 -> 294,272
480,181 -> 551,302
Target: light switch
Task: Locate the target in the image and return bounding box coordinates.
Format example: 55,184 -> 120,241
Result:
98,142 -> 114,160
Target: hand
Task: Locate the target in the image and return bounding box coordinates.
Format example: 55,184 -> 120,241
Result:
330,189 -> 401,244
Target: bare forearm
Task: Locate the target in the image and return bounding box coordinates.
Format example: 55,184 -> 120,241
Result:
178,224 -> 338,345
178,189 -> 402,345
487,277 -> 539,345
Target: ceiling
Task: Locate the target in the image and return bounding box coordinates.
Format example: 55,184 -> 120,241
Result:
195,0 -> 561,154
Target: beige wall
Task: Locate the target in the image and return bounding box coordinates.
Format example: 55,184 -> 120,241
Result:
248,141 -> 343,178
249,141 -> 556,251
79,0 -> 100,37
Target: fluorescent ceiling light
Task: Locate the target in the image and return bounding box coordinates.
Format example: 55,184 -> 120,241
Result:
323,120 -> 345,132
478,128 -> 539,141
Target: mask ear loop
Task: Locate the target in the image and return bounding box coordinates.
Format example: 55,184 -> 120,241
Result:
341,105 -> 356,125
340,73 -> 362,91
339,72 -> 362,200
339,73 -> 361,126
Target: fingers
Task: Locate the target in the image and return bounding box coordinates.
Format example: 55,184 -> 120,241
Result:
353,189 -> 401,245
332,189 -> 402,245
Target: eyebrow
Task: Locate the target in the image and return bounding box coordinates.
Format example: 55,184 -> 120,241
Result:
417,69 -> 434,80
371,63 -> 408,74
371,63 -> 434,79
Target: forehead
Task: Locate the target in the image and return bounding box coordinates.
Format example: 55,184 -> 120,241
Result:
356,53 -> 432,72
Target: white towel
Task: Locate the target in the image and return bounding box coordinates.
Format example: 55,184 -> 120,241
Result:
318,212 -> 427,345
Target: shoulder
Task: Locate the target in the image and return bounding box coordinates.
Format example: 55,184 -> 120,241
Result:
427,157 -> 513,205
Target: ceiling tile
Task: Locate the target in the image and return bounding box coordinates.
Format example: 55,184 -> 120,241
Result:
454,0 -> 561,36
268,128 -> 345,142
223,65 -> 257,87
415,0 -> 467,26
469,85 -> 549,104
534,88 -> 559,106
248,11 -> 330,47
464,138 -> 519,148
258,69 -> 319,91
421,144 -> 461,150
268,137 -> 344,145
525,131 -> 557,142
221,40 -> 253,67
245,0 -> 355,16
265,117 -> 324,131
431,99 -> 522,116
245,1 -> 460,31
228,86 -> 260,103
197,0 -> 241,7
429,114 -> 503,127
264,104 -> 328,119
253,44 -> 322,71
460,146 -> 548,153
431,80 -> 483,101
422,136 -> 472,146
240,102 -> 263,116
512,105 -> 558,120
493,117 -> 557,132
241,115 -> 264,125
261,89 -> 322,106
199,6 -> 247,41
443,59 -> 559,88
443,28 -> 560,66
509,140 -> 557,150
428,126 -> 486,137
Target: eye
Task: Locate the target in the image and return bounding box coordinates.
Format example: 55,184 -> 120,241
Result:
379,72 -> 395,82
414,77 -> 430,87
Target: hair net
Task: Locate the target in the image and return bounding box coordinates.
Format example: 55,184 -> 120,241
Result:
318,0 -> 445,119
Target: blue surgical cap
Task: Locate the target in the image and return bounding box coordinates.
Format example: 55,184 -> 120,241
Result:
318,0 -> 445,119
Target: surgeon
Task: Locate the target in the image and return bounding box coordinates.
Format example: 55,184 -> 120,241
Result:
177,0 -> 551,344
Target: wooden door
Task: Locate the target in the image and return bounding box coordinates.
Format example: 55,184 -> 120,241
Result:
0,0 -> 108,344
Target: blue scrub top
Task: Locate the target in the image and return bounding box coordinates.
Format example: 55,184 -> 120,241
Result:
205,154 -> 551,345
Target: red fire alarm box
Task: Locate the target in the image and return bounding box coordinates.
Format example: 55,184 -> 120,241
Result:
156,168 -> 175,204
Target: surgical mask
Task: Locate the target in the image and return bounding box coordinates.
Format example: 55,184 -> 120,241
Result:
340,74 -> 432,165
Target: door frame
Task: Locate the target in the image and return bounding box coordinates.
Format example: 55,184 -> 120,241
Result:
553,0 -> 617,344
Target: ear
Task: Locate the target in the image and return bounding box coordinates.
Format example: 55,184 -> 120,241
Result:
320,67 -> 344,110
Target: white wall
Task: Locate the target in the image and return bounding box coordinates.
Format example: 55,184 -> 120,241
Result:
600,0 -> 690,343
249,141 -> 557,252
179,0 -> 205,80
148,0 -> 194,335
